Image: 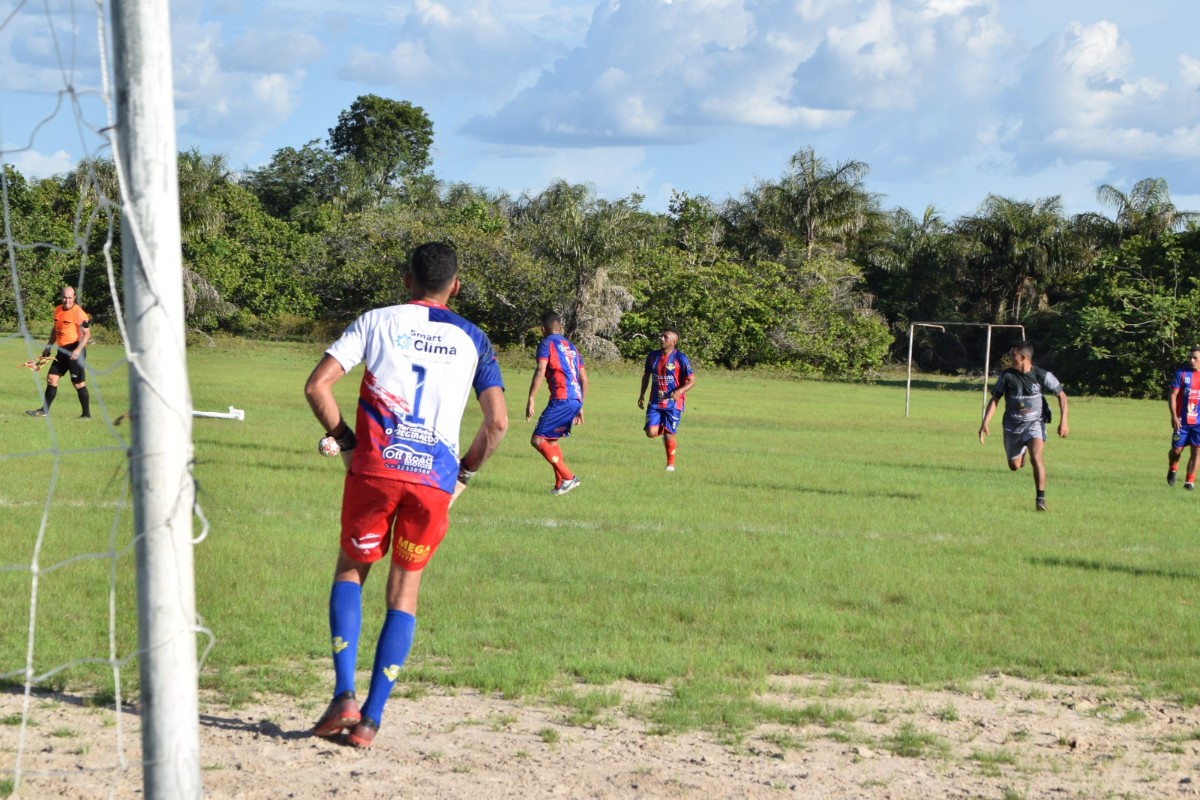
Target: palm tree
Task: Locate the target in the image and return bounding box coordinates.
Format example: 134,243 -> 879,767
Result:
1097,178 -> 1197,240
722,146 -> 878,263
511,181 -> 647,358
955,195 -> 1066,322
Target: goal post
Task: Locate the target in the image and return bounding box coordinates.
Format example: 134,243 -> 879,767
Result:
904,322 -> 1026,418
111,0 -> 201,796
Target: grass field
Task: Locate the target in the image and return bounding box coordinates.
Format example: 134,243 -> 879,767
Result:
2,334 -> 1197,736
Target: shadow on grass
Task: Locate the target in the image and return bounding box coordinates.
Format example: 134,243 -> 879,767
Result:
874,377 -> 985,393
1029,556 -> 1200,582
717,479 -> 920,502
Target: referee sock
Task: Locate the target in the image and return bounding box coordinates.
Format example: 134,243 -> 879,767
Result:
361,609 -> 416,727
328,581 -> 363,698
43,384 -> 57,410
77,386 -> 90,417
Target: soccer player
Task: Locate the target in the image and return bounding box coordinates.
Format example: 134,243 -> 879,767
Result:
304,242 -> 508,748
526,311 -> 587,495
638,328 -> 696,471
27,285 -> 92,419
978,341 -> 1069,511
1166,346 -> 1200,489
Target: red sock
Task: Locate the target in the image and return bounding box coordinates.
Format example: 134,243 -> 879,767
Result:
537,439 -> 573,484
1188,473 -> 1196,483
664,435 -> 676,467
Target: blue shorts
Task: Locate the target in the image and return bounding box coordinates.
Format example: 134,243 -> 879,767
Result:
645,407 -> 683,435
534,399 -> 582,439
1173,424 -> 1200,449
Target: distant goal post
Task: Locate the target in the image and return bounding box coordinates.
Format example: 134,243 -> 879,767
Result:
904,322 -> 1026,418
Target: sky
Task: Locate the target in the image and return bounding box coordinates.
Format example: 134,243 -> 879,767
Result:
1,0 -> 1198,220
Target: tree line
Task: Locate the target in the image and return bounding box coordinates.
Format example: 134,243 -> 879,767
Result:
3,94 -> 1198,398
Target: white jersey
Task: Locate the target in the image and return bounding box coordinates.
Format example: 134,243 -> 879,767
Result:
326,300 -> 504,493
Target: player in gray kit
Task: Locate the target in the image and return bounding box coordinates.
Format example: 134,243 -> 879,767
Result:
978,341 -> 1070,511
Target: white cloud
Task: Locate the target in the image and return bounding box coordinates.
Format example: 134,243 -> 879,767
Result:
3,146 -> 76,179
336,0 -> 566,97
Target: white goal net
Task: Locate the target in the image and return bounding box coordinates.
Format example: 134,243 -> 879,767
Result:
1,0 -> 203,797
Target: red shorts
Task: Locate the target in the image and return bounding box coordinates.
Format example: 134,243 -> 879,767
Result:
340,473 -> 451,571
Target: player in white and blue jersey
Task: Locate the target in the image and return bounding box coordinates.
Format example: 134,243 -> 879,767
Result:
305,242 -> 508,747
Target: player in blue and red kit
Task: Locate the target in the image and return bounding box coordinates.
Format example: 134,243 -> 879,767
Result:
305,243 -> 508,748
1167,346 -> 1200,489
638,328 -> 697,471
527,311 -> 587,495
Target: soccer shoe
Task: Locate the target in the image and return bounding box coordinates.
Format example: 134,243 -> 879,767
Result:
348,717 -> 378,749
1035,498 -> 1047,512
79,414 -> 91,420
1187,482 -> 1196,492
665,465 -> 676,472
1168,470 -> 1177,487
554,477 -> 581,495
311,691 -> 360,738
25,408 -> 46,417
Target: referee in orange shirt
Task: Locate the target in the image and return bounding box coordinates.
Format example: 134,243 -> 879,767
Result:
27,285 -> 92,419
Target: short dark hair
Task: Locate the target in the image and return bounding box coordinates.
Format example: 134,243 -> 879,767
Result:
1012,341 -> 1034,358
408,242 -> 458,292
541,311 -> 562,329
663,327 -> 680,339
1189,345 -> 1200,356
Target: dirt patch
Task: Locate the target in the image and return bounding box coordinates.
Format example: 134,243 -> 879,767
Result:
4,673 -> 1200,799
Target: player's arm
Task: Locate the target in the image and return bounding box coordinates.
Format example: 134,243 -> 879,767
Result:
305,354 -> 348,432
526,359 -> 547,421
1056,391 -> 1069,439
978,396 -> 999,443
453,386 -> 508,506
306,355 -> 356,468
1169,387 -> 1181,430
672,372 -> 696,401
575,364 -> 588,424
70,320 -> 91,359
638,370 -> 650,409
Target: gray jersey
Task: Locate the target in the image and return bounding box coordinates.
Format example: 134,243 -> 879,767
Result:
991,367 -> 1062,432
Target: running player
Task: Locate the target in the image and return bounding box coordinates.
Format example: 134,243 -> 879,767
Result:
1167,346 -> 1200,489
978,341 -> 1069,511
638,328 -> 696,471
304,242 -> 508,748
526,311 -> 587,495
27,285 -> 92,419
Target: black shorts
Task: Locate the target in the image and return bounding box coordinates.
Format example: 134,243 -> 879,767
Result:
47,345 -> 86,384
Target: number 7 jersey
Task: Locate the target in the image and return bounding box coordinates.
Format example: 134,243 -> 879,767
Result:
325,300 -> 505,493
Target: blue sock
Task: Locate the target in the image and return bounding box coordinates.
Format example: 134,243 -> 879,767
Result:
328,581 -> 362,698
360,610 -> 416,726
